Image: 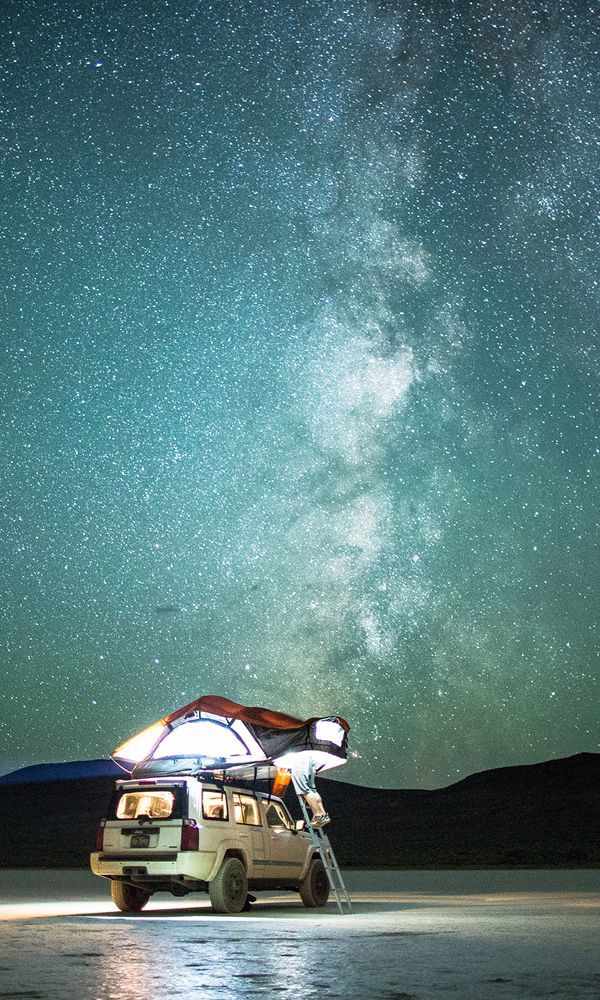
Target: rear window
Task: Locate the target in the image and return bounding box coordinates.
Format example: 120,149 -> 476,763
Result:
111,785 -> 185,820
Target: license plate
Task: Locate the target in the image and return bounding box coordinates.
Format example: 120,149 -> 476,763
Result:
130,834 -> 150,848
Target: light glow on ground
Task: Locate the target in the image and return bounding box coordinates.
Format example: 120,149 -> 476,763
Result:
2,890 -> 598,922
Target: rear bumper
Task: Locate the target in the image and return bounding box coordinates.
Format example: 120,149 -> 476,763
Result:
90,850 -> 216,881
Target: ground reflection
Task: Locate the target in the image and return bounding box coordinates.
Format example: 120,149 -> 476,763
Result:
1,875 -> 599,1000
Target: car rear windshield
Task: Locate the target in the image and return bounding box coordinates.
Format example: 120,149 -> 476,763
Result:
111,785 -> 185,820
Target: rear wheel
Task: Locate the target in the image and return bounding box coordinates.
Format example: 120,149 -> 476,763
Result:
111,880 -> 150,913
300,857 -> 330,908
209,857 -> 248,914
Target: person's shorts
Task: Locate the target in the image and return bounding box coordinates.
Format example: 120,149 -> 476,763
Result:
291,758 -> 317,795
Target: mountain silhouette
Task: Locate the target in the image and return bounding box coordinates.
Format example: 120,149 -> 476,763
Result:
0,752 -> 598,868
0,758 -> 123,784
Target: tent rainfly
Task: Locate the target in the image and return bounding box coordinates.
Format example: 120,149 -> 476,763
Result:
112,695 -> 350,779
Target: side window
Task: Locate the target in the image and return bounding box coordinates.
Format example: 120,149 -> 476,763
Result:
233,793 -> 262,826
265,803 -> 290,829
202,790 -> 228,821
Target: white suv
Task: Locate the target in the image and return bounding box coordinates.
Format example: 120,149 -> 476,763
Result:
90,776 -> 329,914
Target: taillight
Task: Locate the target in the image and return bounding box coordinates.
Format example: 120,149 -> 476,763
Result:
95,821 -> 105,851
180,820 -> 199,851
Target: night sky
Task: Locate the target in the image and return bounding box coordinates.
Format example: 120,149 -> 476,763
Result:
1,0 -> 598,788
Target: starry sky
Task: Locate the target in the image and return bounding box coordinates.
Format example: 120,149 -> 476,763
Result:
1,0 -> 598,788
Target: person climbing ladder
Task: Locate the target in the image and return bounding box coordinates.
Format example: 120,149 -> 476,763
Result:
288,750 -> 331,827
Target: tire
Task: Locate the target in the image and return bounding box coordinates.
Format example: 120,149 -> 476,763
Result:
300,857 -> 330,908
111,880 -> 150,913
209,857 -> 248,914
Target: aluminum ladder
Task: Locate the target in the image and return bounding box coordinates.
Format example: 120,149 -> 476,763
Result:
292,777 -> 353,914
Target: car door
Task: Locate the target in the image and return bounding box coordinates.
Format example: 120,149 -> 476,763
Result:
231,792 -> 268,877
261,798 -> 307,879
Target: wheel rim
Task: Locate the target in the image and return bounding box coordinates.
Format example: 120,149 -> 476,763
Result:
227,867 -> 244,903
315,868 -> 328,898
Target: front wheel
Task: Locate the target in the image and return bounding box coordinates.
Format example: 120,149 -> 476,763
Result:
111,880 -> 150,913
300,857 -> 330,908
209,857 -> 248,914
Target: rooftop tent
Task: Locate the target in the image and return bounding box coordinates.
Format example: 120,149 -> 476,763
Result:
112,694 -> 350,779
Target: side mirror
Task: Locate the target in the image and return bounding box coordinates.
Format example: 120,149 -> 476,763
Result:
295,819 -> 306,832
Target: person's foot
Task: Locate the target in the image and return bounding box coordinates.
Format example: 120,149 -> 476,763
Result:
312,813 -> 331,828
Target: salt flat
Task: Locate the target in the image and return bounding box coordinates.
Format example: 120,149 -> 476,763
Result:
0,869 -> 598,999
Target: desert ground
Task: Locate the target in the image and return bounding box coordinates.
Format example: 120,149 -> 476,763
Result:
0,869 -> 599,999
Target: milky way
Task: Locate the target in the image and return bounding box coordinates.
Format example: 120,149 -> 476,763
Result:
1,0 -> 598,786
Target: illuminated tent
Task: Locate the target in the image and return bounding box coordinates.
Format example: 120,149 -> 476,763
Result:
112,694 -> 349,779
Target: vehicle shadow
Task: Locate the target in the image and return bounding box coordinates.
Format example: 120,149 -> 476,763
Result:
72,897 -> 420,920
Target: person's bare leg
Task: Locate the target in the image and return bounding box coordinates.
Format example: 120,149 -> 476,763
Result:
304,791 -> 325,818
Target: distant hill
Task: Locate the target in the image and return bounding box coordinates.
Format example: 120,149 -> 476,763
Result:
0,758 -> 123,784
322,752 -> 600,868
0,752 -> 598,868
